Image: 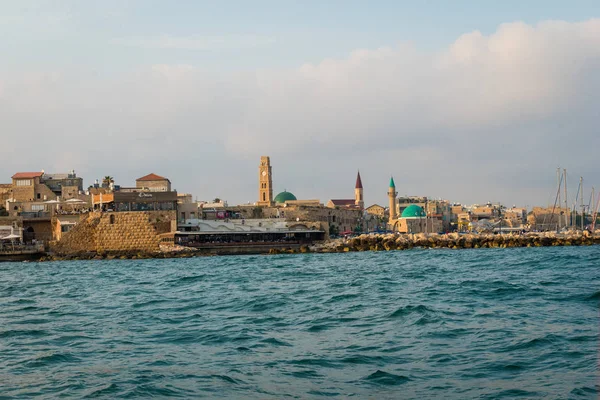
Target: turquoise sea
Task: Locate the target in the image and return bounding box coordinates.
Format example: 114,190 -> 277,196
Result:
1,247 -> 599,399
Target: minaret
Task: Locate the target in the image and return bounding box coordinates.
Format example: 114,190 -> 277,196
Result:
258,156 -> 273,206
355,171 -> 364,209
388,177 -> 397,220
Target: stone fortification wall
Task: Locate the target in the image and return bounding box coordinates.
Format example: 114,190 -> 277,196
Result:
51,213 -> 100,253
50,211 -> 176,255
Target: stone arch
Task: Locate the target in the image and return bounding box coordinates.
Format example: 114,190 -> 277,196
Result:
289,224 -> 309,230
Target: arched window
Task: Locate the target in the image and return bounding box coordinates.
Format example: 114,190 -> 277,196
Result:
263,193 -> 266,201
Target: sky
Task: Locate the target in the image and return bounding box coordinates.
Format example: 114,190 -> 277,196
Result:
1,0 -> 599,208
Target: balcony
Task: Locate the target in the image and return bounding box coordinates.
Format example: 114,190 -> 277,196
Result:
19,211 -> 52,219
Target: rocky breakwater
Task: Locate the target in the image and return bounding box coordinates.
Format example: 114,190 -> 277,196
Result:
310,231 -> 599,253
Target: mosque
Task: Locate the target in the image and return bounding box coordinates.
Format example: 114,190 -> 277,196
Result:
386,177 -> 442,234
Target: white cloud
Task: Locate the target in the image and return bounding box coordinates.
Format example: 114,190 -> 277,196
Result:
1,20 -> 600,207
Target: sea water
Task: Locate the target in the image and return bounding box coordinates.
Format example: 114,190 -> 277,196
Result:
0,246 -> 598,399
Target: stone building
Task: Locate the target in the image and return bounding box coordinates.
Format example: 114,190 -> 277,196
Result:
365,204 -> 385,218
470,203 -> 500,220
394,204 -> 443,234
178,193 -> 199,223
528,206 -> 571,231
504,207 -> 527,225
41,171 -> 84,200
9,170 -> 84,203
136,173 -> 171,192
10,172 -> 55,202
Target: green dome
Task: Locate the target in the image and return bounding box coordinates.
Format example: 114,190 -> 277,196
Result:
274,190 -> 297,203
401,204 -> 426,218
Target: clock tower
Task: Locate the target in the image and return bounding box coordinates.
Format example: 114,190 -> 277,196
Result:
258,156 -> 273,206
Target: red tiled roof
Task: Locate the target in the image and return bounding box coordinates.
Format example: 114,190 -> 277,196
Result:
330,199 -> 356,206
136,173 -> 169,182
355,171 -> 363,189
12,172 -> 43,179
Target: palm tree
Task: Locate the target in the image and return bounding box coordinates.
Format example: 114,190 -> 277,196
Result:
102,176 -> 114,188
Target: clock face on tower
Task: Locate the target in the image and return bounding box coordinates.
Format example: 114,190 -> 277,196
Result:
262,171 -> 267,177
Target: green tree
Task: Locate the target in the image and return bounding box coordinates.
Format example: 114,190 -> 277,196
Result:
102,176 -> 114,187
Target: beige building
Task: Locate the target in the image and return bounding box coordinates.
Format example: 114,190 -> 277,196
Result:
136,173 -> 171,192
365,204 -> 385,218
504,207 -> 527,224
10,172 -> 56,202
178,193 -> 199,223
0,184 -> 11,212
470,203 -> 500,220
528,206 -> 570,230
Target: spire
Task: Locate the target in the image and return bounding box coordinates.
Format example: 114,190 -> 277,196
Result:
389,176 -> 395,188
355,171 -> 363,189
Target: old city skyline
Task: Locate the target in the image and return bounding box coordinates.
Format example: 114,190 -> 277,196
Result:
1,2 -> 599,207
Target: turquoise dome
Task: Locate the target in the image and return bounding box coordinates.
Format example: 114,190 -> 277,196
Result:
274,191 -> 297,203
401,204 -> 426,218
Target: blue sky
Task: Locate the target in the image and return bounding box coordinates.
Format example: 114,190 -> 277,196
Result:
2,0 -> 598,71
1,1 -> 599,207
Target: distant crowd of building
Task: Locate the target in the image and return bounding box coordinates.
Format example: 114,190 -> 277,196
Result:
0,156 -> 588,249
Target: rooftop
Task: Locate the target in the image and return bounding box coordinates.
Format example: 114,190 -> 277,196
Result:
274,191 -> 297,203
329,199 -> 357,207
12,172 -> 44,179
401,204 -> 426,218
136,173 -> 169,182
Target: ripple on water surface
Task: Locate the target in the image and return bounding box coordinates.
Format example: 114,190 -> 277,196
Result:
0,246 -> 598,399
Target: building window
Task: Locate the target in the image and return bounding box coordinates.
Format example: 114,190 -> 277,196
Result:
37,193 -> 41,199
16,179 -> 31,186
31,204 -> 44,211
110,215 -> 115,224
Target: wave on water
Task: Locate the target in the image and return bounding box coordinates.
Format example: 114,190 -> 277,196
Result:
0,246 -> 597,398
362,370 -> 411,386
22,352 -> 80,368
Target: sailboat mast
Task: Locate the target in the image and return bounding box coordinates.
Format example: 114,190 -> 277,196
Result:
580,177 -> 584,230
557,168 -> 562,229
563,169 -> 568,228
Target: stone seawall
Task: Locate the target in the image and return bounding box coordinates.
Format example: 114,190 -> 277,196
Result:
309,231 -> 599,253
50,211 -> 176,256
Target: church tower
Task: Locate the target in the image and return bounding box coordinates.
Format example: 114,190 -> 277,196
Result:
388,177 -> 397,220
355,171 -> 364,209
258,156 -> 273,206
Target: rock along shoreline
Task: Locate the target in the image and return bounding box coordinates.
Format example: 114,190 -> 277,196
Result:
36,231 -> 599,262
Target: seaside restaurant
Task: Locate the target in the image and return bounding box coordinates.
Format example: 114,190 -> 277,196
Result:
92,191 -> 178,212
